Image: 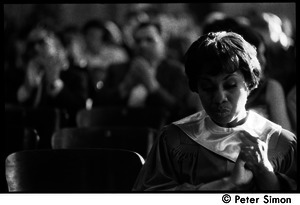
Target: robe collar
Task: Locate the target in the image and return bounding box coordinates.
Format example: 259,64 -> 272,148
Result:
173,110 -> 281,162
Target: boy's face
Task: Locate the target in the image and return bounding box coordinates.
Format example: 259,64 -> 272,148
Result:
85,28 -> 104,53
196,68 -> 249,127
134,25 -> 165,62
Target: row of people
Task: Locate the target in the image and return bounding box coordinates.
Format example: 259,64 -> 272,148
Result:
5,10 -> 296,132
5,20 -> 201,126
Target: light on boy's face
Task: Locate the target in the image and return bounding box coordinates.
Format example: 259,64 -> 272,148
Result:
134,26 -> 164,61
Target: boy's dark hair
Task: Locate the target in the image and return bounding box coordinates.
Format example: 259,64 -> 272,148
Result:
133,21 -> 163,39
184,31 -> 261,93
82,19 -> 110,42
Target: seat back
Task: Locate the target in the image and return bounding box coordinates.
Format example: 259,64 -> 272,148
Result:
6,149 -> 144,192
5,104 -> 25,126
51,127 -> 156,158
76,106 -> 169,130
4,126 -> 40,159
1,126 -> 39,192
5,104 -> 66,149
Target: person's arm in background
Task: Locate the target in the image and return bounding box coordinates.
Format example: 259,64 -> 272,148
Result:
17,58 -> 44,106
145,60 -> 195,121
286,86 -> 296,134
92,63 -> 133,106
147,61 -> 184,107
266,79 -> 292,131
53,68 -> 89,111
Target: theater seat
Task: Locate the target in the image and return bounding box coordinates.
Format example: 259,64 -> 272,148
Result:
51,126 -> 157,158
1,126 -> 39,193
5,126 -> 40,156
5,104 -> 68,149
76,106 -> 169,130
5,149 -> 144,192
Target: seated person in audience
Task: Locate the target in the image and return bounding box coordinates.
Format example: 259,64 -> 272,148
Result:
82,19 -> 129,89
202,16 -> 292,131
133,32 -> 297,191
59,25 -> 88,69
93,21 -> 199,121
17,26 -> 89,124
286,85 -> 296,135
242,26 -> 292,132
246,12 -> 296,96
5,16 -> 26,105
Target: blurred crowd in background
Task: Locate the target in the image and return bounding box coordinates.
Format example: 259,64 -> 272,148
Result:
4,3 -> 296,133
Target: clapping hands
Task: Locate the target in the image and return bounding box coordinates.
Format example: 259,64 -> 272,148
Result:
127,57 -> 159,92
239,131 -> 274,174
229,130 -> 274,189
25,35 -> 68,89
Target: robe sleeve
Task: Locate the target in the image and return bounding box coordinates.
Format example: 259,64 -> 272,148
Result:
269,129 -> 297,190
133,125 -> 200,191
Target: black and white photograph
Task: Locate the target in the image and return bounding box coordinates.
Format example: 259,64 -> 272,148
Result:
3,2 -> 298,204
